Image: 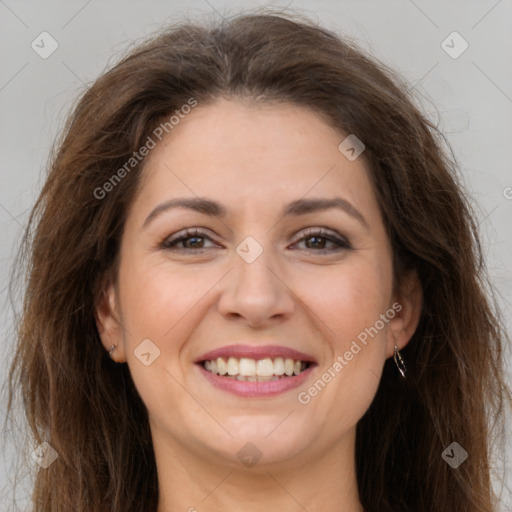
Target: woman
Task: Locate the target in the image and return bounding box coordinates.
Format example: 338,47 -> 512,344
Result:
5,9 -> 511,512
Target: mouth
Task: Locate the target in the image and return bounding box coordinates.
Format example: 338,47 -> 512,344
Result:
194,345 -> 317,398
199,356 -> 312,382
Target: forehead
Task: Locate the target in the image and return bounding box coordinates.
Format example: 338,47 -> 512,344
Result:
132,98 -> 378,222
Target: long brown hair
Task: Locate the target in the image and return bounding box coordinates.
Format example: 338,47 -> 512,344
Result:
4,8 -> 511,512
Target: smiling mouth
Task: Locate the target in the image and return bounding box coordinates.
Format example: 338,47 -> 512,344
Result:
199,356 -> 312,382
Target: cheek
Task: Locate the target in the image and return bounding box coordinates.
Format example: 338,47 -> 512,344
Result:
118,256 -> 208,340
297,258 -> 391,350
294,263 -> 391,433
116,260 -> 207,422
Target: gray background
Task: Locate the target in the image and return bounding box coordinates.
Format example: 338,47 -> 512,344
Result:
1,1 -> 511,510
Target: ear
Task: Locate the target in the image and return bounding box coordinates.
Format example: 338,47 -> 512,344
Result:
385,270 -> 423,358
94,275 -> 127,363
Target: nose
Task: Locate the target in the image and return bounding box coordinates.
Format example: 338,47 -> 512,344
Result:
216,243 -> 296,327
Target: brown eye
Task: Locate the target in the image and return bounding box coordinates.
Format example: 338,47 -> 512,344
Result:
162,228 -> 217,251
293,228 -> 351,252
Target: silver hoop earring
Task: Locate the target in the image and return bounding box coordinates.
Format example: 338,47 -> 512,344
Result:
394,345 -> 407,379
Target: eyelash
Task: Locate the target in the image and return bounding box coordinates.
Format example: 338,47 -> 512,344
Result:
161,227 -> 352,253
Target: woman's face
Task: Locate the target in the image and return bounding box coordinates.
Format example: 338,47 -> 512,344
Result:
97,98 -> 419,469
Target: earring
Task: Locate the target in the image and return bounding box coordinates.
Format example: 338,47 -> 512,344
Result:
394,345 -> 407,379
108,344 -> 116,359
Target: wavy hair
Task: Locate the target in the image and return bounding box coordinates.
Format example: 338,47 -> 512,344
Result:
4,9 -> 511,512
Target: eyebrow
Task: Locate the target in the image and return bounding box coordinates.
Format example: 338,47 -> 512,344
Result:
142,196 -> 368,229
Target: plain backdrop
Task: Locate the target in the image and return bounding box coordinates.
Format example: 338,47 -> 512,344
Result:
1,1 -> 511,510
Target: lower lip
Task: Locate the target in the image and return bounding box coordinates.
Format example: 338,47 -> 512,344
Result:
196,363 -> 316,398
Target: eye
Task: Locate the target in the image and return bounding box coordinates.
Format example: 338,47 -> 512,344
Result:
161,228 -> 217,251
161,227 -> 351,253
292,228 -> 351,253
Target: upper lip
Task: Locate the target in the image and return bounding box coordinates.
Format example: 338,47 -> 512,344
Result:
194,344 -> 317,364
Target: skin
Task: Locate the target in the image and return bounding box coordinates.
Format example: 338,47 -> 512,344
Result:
96,97 -> 422,512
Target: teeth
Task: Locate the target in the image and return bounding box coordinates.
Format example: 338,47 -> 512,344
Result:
239,358 -> 256,376
273,357 -> 285,375
217,357 -> 228,375
256,375 -> 273,382
227,357 -> 239,376
232,375 -> 281,382
202,356 -> 310,378
256,358 -> 274,377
